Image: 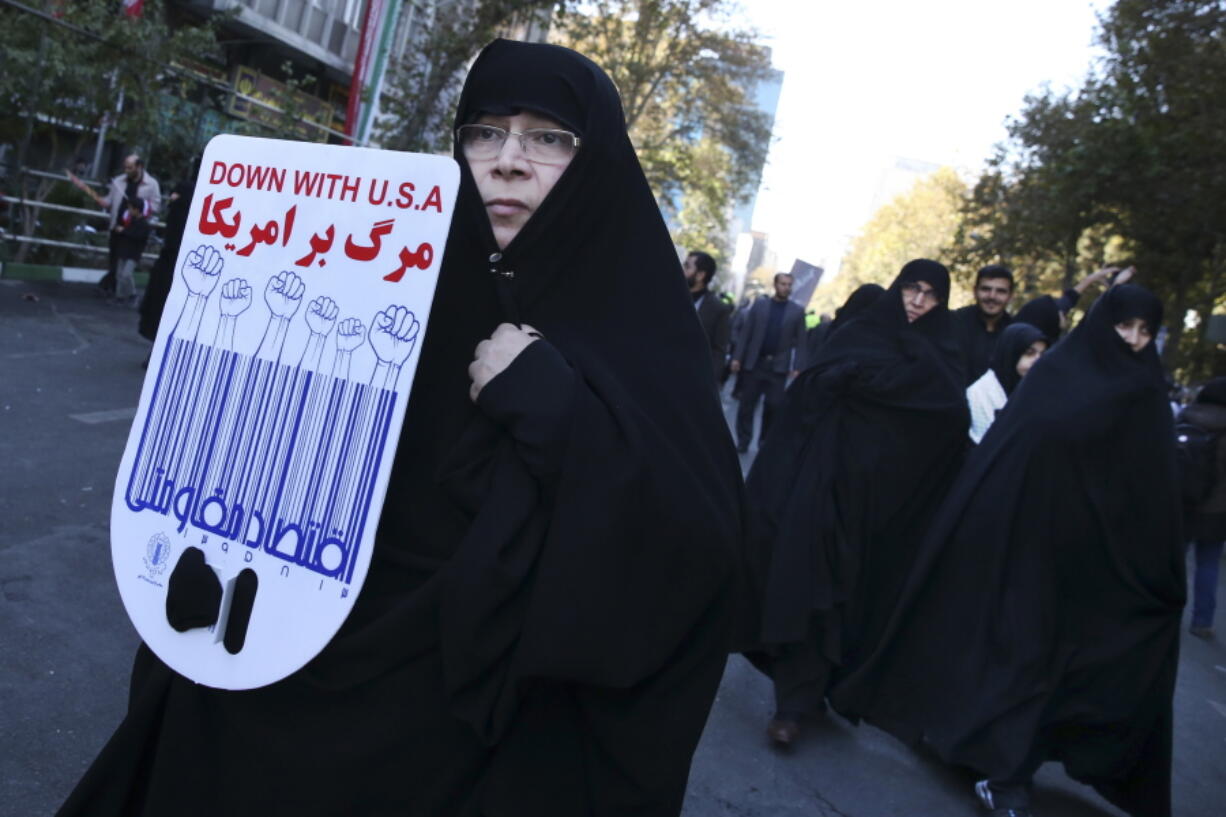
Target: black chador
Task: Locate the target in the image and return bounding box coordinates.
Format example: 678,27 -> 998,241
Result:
59,40 -> 743,817
740,261 -> 968,733
802,283 -> 884,368
832,285 -> 1183,817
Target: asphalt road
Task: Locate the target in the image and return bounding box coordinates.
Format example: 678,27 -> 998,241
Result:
1,278 -> 1223,817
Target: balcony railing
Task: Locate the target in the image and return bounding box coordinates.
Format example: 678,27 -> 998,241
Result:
212,0 -> 365,70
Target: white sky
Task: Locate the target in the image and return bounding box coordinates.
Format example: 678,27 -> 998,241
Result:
741,0 -> 1109,277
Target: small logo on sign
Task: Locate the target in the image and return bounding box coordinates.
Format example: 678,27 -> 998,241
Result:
144,533 -> 172,577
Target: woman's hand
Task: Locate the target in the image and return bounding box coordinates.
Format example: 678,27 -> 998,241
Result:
469,322 -> 542,402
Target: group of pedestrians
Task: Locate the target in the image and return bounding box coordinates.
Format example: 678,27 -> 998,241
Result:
53,38 -> 1217,817
727,257 -> 1211,817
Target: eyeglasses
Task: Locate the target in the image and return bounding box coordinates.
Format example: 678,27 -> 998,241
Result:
455,124 -> 581,165
900,282 -> 941,304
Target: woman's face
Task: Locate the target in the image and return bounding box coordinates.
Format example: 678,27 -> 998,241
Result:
1114,317 -> 1153,352
900,280 -> 940,323
1015,340 -> 1047,378
463,111 -> 576,250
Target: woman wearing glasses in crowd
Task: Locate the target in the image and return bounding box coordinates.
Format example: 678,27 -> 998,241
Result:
741,259 -> 968,747
59,40 -> 742,817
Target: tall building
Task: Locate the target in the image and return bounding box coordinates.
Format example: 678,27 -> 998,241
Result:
730,231 -> 777,303
723,59 -> 783,300
727,63 -> 783,241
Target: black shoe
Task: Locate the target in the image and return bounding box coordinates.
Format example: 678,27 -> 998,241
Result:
975,780 -> 1032,817
765,716 -> 799,747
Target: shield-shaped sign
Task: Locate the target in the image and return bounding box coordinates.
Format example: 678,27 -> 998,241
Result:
111,134 -> 458,689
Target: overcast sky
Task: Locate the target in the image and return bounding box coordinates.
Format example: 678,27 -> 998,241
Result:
741,0 -> 1109,278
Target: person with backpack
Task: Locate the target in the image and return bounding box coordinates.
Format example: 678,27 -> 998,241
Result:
1178,376 -> 1226,638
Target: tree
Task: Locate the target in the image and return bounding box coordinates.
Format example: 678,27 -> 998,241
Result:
550,0 -> 773,261
1092,0 -> 1226,376
0,0 -> 221,260
951,89 -> 1111,300
951,0 -> 1226,377
814,167 -> 967,314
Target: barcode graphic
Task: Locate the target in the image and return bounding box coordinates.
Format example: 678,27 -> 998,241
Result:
124,337 -> 396,584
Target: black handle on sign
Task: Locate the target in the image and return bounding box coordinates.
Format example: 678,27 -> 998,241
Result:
223,568 -> 259,654
165,547 -> 222,632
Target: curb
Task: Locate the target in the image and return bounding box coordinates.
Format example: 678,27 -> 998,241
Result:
0,262 -> 150,286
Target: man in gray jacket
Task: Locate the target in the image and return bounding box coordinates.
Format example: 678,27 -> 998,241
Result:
730,272 -> 806,453
70,154 -> 161,296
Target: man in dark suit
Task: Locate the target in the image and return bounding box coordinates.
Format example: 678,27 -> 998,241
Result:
684,251 -> 732,380
730,272 -> 807,453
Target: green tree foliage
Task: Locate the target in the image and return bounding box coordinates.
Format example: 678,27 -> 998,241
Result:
1,0 -> 221,259
0,0 -> 226,171
815,167 -> 967,314
551,0 -> 773,261
953,0 -> 1226,377
951,91 -> 1108,300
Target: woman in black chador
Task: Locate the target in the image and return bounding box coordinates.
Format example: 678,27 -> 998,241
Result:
832,285 -> 1184,817
138,159 -> 199,345
59,40 -> 743,817
741,260 -> 968,746
965,321 -> 1047,444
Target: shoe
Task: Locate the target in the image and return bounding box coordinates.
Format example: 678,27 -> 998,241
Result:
975,780 -> 1032,817
1189,626 -> 1213,639
765,717 -> 799,747
975,780 -> 995,810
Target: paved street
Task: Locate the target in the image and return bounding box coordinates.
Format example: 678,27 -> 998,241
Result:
1,278 -> 1223,817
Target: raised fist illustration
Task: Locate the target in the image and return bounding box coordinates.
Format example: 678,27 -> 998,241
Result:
219,278 -> 252,317
265,271 -> 305,319
335,318 -> 366,352
181,245 -> 223,297
369,305 -> 420,366
305,296 -> 339,336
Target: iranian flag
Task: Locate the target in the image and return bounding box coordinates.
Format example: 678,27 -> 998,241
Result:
123,0 -> 144,18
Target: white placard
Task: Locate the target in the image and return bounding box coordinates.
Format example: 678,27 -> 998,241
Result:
111,134 -> 458,689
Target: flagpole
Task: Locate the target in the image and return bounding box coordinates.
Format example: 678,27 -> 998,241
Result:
344,0 -> 378,145
356,0 -> 400,145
